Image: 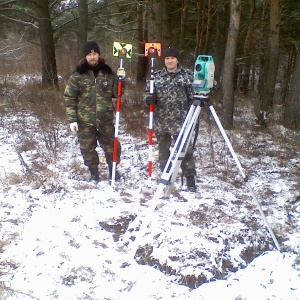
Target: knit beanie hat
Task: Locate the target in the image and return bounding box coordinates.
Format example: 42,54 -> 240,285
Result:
83,41 -> 100,57
163,47 -> 180,60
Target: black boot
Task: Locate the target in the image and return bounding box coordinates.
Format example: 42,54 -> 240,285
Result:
186,176 -> 196,192
108,163 -> 121,181
89,168 -> 99,182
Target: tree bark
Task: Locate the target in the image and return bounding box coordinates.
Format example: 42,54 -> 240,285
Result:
203,0 -> 212,54
257,0 -> 282,124
222,0 -> 241,129
147,0 -> 161,42
195,0 -> 204,56
162,0 -> 171,47
213,0 -> 225,83
136,0 -> 147,82
253,0 -> 269,119
179,0 -> 189,62
35,0 -> 58,89
282,45 -> 297,103
240,0 -> 255,95
284,46 -> 300,131
77,0 -> 88,60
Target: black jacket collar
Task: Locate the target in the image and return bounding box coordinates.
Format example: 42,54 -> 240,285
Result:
76,59 -> 114,75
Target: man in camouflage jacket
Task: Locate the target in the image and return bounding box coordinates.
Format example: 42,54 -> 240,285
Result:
145,47 -> 197,191
64,41 -> 121,182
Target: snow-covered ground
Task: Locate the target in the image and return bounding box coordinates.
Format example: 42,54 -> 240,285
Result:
0,93 -> 300,300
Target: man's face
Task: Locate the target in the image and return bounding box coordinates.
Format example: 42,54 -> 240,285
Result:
164,56 -> 178,72
86,51 -> 99,67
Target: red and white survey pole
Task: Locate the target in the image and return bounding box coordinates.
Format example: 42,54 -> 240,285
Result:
145,43 -> 161,179
111,42 -> 132,187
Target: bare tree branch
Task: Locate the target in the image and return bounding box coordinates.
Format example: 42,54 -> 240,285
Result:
0,0 -> 18,8
52,16 -> 78,31
49,0 -> 61,9
0,7 -> 37,20
51,4 -> 78,21
0,13 -> 38,29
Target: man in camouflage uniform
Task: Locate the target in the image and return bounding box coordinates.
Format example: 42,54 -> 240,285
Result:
145,47 -> 197,191
64,41 -> 121,182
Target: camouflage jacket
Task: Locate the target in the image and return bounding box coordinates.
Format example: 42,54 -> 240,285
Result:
147,65 -> 194,135
64,60 -> 118,127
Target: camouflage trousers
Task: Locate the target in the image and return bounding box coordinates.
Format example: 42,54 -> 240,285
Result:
157,133 -> 196,177
77,122 -> 121,171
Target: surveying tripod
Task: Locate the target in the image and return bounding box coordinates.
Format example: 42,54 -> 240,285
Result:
154,89 -> 281,251
127,56 -> 281,263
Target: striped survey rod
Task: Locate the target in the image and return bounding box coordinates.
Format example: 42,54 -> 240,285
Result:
145,42 -> 161,179
111,42 -> 132,187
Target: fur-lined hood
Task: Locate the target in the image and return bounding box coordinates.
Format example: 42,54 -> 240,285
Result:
75,58 -> 114,75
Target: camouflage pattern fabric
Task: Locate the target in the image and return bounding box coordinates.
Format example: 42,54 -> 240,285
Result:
64,60 -> 118,126
64,60 -> 120,170
146,65 -> 194,136
77,123 -> 121,170
157,133 -> 196,177
145,65 -> 196,177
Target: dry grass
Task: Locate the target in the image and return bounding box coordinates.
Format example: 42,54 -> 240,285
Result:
118,81 -> 148,140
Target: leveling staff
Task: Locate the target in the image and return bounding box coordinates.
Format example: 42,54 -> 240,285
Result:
145,47 -> 197,191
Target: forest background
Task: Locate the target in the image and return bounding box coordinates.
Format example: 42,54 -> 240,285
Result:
0,0 -> 300,131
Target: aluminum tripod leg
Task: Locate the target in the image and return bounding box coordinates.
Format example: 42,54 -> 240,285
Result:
127,103 -> 201,260
160,103 -> 201,197
208,103 -> 281,251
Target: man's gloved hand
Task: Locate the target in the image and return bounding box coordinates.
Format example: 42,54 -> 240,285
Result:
117,68 -> 126,79
70,122 -> 78,133
145,94 -> 157,105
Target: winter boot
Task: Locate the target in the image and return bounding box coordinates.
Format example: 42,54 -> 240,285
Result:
186,176 -> 196,192
89,168 -> 100,182
108,163 -> 121,181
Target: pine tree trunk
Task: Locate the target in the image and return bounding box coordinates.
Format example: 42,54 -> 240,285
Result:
77,0 -> 88,60
148,0 -> 162,42
204,0 -> 213,54
179,0 -> 189,62
162,0 -> 172,47
222,0 -> 241,129
241,0 -> 255,95
257,0 -> 282,124
36,0 -> 58,89
195,0 -> 204,56
213,0 -> 226,83
284,46 -> 300,131
253,0 -> 269,119
136,0 -> 147,82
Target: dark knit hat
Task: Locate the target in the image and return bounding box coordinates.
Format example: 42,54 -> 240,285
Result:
163,47 -> 180,60
83,41 -> 100,57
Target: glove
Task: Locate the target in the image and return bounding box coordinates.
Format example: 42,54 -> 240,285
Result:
145,94 -> 157,105
69,122 -> 78,133
117,68 -> 126,79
